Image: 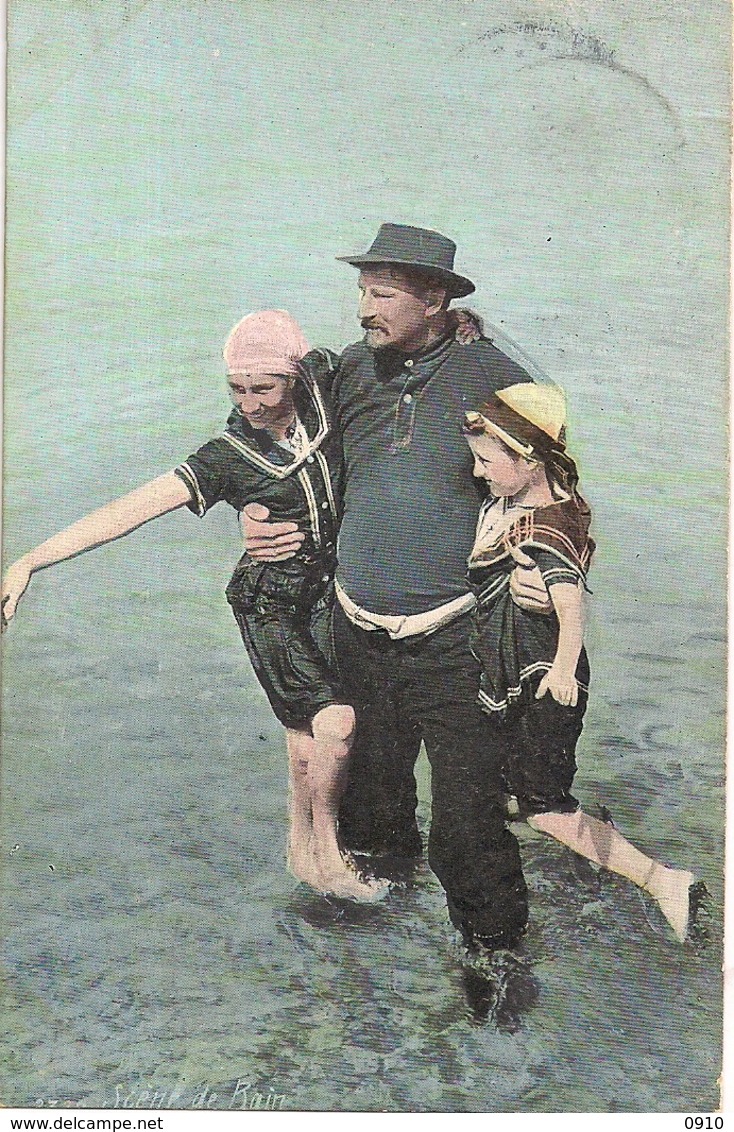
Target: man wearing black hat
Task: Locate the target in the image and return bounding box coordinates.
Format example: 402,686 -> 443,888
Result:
245,223 -> 538,952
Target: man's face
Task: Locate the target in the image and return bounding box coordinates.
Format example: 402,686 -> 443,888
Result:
357,267 -> 444,352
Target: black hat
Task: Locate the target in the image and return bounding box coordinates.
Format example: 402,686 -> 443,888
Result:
337,223 -> 475,298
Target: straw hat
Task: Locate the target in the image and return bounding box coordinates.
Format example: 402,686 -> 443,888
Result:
466,383 -> 567,459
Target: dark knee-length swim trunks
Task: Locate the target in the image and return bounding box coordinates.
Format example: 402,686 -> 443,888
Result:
227,572 -> 348,731
493,692 -> 586,817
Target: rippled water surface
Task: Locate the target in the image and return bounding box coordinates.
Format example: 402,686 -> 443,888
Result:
1,0 -> 728,1113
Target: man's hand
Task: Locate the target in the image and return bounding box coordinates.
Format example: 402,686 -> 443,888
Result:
508,543 -> 553,614
1,557 -> 33,628
240,502 -> 305,562
536,665 -> 579,707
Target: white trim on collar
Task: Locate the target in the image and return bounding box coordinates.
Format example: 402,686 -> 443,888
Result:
221,374 -> 329,480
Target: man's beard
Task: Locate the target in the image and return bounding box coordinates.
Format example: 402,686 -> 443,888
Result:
363,325 -> 389,348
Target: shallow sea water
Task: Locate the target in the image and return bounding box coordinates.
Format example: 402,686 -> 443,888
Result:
1,0 -> 728,1113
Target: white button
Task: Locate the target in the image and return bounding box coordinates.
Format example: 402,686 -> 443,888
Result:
403,393 -> 413,403
321,501 -> 329,509
405,359 -> 414,367
322,574 -> 330,582
306,456 -> 315,464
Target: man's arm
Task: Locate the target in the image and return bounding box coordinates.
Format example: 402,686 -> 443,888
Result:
507,543 -> 553,613
2,471 -> 191,624
240,503 -> 306,561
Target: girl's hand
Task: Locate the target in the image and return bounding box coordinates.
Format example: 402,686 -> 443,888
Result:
536,666 -> 578,707
452,308 -> 484,344
1,558 -> 33,628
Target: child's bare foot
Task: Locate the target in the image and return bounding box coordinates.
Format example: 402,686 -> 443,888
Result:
648,865 -> 695,942
289,841 -> 389,902
316,850 -> 391,903
287,837 -> 321,889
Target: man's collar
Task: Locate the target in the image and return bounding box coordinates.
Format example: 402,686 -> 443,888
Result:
371,331 -> 455,382
400,330 -> 454,367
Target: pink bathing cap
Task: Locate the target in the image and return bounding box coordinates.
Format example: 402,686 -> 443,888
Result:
223,310 -> 310,377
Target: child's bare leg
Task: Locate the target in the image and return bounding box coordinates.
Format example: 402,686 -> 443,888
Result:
527,809 -> 694,942
285,727 -> 319,887
309,704 -> 389,901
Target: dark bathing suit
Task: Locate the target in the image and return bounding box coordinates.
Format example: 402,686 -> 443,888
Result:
330,330 -> 535,948
469,493 -> 595,818
174,350 -> 346,730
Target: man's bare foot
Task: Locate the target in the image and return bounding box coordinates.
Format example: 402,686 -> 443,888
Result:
648,865 -> 695,942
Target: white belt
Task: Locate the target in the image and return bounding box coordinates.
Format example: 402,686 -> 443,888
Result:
335,580 -> 475,640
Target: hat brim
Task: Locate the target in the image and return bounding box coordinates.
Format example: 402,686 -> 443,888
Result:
475,415 -> 536,459
336,254 -> 475,299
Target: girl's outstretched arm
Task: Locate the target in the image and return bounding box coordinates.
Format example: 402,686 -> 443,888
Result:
2,471 -> 191,624
535,581 -> 585,706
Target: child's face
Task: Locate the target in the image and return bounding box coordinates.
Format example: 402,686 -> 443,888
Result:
228,373 -> 294,430
467,432 -> 534,497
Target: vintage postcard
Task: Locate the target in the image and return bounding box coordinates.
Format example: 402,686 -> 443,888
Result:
1,0 -> 728,1118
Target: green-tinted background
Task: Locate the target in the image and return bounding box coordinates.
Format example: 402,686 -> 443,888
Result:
2,0 -> 728,1112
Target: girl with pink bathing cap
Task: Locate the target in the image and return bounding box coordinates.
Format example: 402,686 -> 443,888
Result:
2,310 -> 389,904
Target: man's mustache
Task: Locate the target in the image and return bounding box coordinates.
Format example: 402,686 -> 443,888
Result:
361,319 -> 387,331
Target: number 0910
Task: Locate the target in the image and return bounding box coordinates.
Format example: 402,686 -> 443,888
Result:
685,1119 -> 723,1130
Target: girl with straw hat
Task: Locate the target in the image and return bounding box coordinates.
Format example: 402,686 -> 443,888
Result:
463,383 -> 697,942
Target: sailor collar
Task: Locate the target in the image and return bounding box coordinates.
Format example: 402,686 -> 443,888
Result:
470,495 -> 594,586
220,371 -> 330,480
